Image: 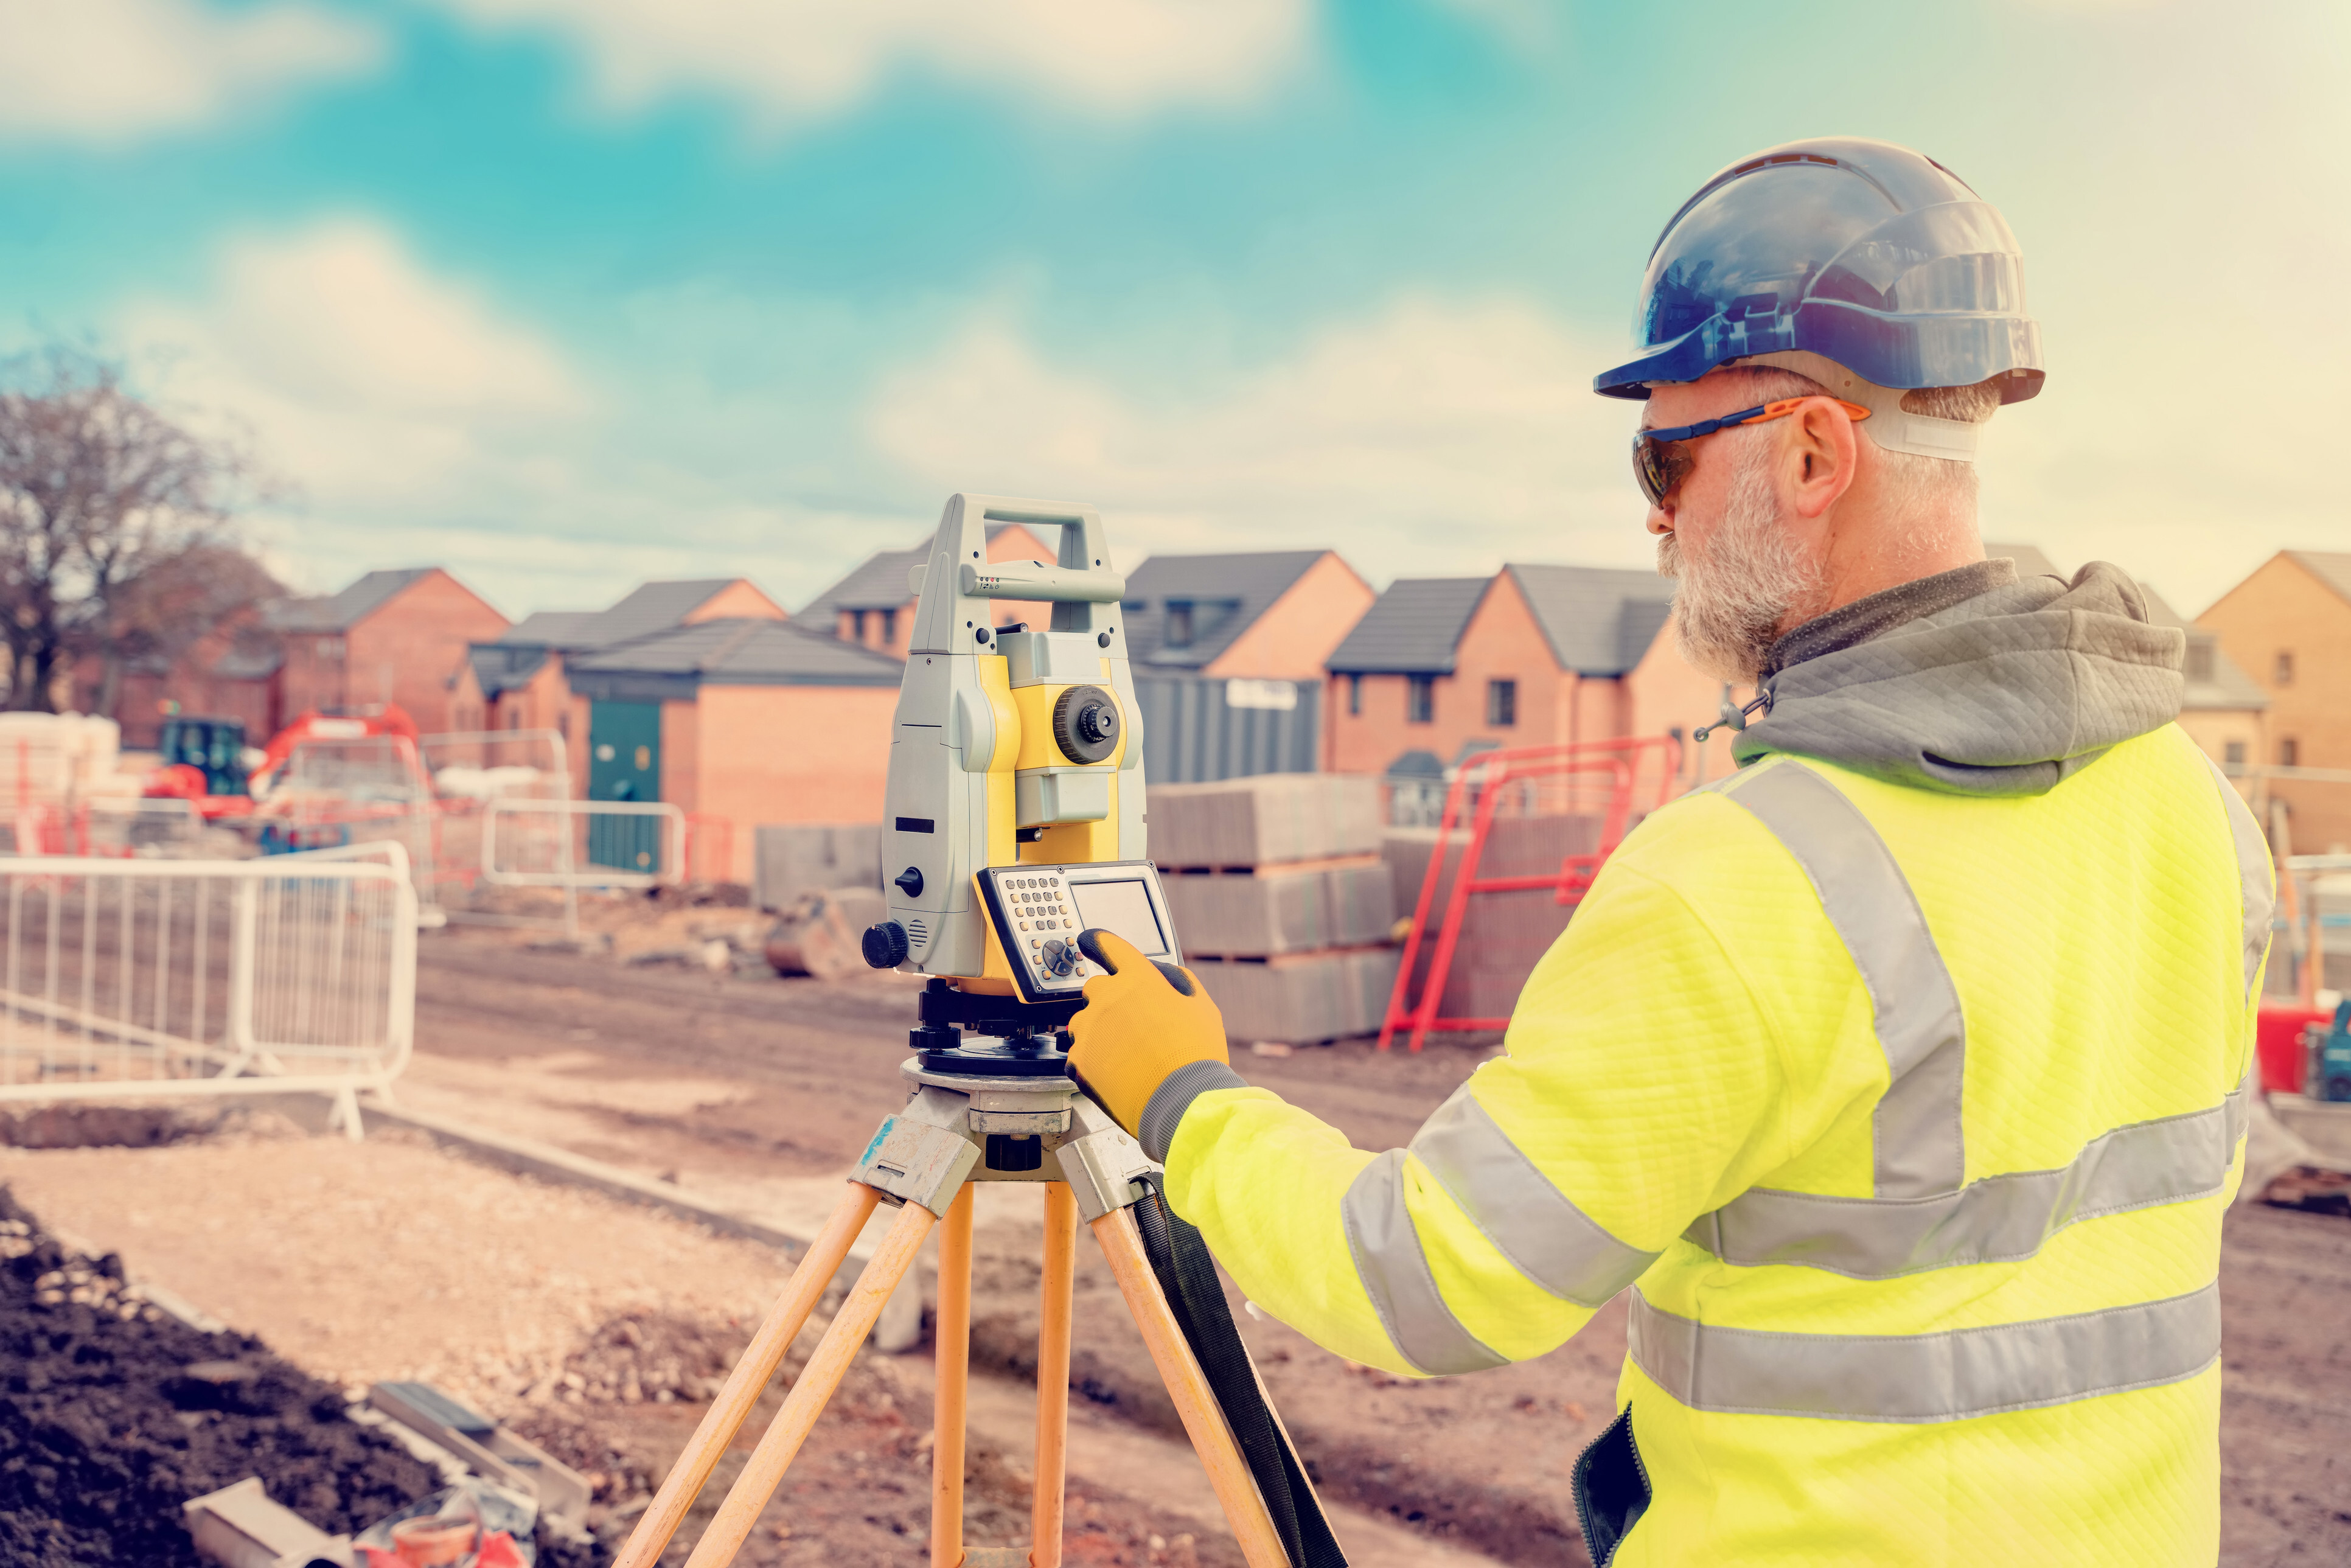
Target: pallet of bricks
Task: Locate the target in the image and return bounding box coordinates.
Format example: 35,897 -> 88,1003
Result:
1149,774 -> 1396,1045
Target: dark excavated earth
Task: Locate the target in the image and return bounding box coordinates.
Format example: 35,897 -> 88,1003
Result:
0,1186 -> 602,1567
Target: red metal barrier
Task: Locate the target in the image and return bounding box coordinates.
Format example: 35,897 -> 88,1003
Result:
1379,736 -> 1682,1052
2257,1005 -> 2326,1095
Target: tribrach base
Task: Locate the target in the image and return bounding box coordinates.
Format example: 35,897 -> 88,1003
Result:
612,1063 -> 1295,1568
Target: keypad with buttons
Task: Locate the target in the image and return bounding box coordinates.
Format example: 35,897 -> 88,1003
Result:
980,862 -> 1176,1002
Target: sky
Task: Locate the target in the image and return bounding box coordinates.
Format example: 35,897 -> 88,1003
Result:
1,0 -> 2344,622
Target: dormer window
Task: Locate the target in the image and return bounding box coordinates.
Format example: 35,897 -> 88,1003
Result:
2184,640 -> 2214,683
1165,601 -> 1194,649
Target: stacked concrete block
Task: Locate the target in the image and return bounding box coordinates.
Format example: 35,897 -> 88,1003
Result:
1161,859 -> 1396,958
1191,949 -> 1402,1046
753,822 -> 882,912
1150,773 -> 1398,1043
1384,813 -> 1608,1027
1148,773 -> 1382,867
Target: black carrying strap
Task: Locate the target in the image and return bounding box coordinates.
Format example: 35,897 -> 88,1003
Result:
1130,1177 -> 1348,1568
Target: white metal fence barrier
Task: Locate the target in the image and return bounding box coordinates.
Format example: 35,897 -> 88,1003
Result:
0,855 -> 417,1135
483,799 -> 687,891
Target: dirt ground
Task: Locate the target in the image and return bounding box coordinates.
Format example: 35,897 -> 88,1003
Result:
395,926 -> 2351,1567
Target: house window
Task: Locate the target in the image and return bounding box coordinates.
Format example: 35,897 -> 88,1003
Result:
2280,737 -> 2299,767
1347,674 -> 1361,716
2224,740 -> 2246,769
316,637 -> 344,662
2184,641 -> 2214,683
1407,674 -> 1435,725
2276,650 -> 2295,686
1165,602 -> 1194,649
849,609 -> 867,642
880,607 -> 897,646
1486,679 -> 1517,728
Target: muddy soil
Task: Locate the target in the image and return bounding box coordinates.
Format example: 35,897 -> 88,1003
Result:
413,932 -> 2351,1566
0,1186 -> 601,1567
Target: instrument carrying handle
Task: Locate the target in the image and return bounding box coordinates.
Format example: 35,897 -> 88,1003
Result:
1130,1177 -> 1350,1568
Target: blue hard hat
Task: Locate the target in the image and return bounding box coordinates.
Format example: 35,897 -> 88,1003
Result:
1593,137 -> 2044,402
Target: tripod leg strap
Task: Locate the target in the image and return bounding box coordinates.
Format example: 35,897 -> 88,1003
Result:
1132,1179 -> 1350,1568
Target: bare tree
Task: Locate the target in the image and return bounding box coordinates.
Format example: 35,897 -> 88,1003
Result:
0,347 -> 258,713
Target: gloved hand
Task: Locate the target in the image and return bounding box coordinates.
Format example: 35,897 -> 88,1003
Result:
1066,929 -> 1233,1148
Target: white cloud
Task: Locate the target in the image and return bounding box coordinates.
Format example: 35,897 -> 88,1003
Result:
868,298 -> 1656,582
120,217 -> 587,518
0,0 -> 381,142
429,0 -> 1314,122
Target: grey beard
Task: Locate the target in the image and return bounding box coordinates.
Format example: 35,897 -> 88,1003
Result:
1656,435 -> 1823,683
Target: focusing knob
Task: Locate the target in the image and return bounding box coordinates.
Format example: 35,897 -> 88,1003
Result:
863,921 -> 910,969
1051,684 -> 1121,764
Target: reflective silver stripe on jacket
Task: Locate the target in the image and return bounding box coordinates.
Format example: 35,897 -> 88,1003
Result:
1713,759 -> 1966,1198
1342,1149 -> 1507,1375
1690,754 -> 2259,1279
1685,1079 -> 2250,1278
2206,757 -> 2276,1000
1627,1281 -> 2221,1423
1410,1084 -> 1660,1306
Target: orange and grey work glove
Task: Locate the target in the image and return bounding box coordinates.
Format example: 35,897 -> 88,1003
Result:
1065,929 -> 1247,1160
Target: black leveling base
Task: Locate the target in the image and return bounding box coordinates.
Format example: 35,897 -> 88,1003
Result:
908,977 -> 1086,1078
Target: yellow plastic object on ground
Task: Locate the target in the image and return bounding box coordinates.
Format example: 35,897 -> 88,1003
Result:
1166,725 -> 2268,1567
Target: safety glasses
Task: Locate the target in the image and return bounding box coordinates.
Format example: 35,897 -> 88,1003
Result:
1632,397 -> 1872,506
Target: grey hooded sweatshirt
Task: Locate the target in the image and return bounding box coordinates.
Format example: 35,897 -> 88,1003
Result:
1730,557 -> 2187,797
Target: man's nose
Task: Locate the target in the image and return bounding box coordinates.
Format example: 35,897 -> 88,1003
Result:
1646,500 -> 1674,536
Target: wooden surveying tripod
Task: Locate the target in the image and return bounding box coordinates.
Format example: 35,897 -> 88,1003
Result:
611,1056 -> 1317,1568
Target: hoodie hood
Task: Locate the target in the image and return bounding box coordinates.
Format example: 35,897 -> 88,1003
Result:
1732,560 -> 2186,796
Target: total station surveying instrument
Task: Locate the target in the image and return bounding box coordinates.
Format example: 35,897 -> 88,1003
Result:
616,496 -> 1346,1568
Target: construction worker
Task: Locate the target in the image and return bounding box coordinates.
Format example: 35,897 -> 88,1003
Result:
1068,137 -> 2269,1566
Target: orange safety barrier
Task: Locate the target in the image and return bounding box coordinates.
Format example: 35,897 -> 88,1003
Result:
1379,735 -> 1682,1052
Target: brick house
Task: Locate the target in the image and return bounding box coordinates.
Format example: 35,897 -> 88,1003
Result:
266,568 -> 509,737
82,615 -> 283,749
2199,551 -> 2351,849
1325,565 -> 1746,788
563,619 -> 904,882
1114,549 -> 1376,782
2137,583 -> 2265,790
452,578 -> 784,795
801,523 -> 1056,658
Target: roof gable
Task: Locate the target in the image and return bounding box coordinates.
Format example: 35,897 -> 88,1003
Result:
1120,550 -> 1328,670
265,567 -> 435,633
2285,551 -> 2351,610
2137,582 -> 2266,712
1505,564 -> 1677,675
1326,577 -> 1491,674
800,522 -> 1056,624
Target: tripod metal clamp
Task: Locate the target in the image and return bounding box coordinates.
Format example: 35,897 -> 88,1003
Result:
853,1092 -> 982,1217
1056,1095 -> 1157,1222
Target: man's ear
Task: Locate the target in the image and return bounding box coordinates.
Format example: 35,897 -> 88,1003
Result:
1783,397 -> 1862,520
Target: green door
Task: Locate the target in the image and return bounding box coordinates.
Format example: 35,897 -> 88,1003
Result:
588,702 -> 663,873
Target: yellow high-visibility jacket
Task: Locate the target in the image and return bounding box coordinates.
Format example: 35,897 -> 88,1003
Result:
1154,563 -> 2271,1566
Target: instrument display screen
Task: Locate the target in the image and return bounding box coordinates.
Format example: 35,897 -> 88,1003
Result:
1068,878 -> 1168,957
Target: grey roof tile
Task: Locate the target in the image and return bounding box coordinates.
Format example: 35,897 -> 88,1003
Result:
1506,564 -> 1677,676
800,524 -> 1054,624
1120,550 -> 1329,670
569,618 -> 904,686
263,568 -> 435,632
467,643 -> 551,699
2286,550 -> 2351,608
499,610 -> 605,647
1326,577 -> 1491,674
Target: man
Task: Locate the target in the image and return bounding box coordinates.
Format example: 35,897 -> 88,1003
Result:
1068,138 -> 2270,1566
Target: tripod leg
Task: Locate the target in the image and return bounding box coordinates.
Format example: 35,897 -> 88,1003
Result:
614,1182 -> 880,1568
932,1183 -> 975,1568
1089,1208 -> 1290,1568
1030,1182 -> 1078,1567
681,1194 -> 938,1568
